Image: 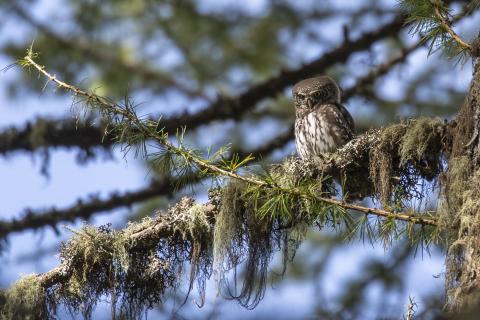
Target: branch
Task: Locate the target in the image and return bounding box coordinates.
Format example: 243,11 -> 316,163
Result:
0,38 -> 430,240
23,54 -> 437,227
342,41 -> 423,99
8,12 -> 404,132
1,38 -> 422,158
161,16 -> 405,129
2,53 -> 452,318
10,3 -> 208,99
400,0 -> 474,59
432,0 -> 473,52
36,197 -> 218,288
0,117 -> 112,156
0,177 -> 181,240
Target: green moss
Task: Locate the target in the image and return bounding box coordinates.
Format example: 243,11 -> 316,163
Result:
0,274 -> 47,320
442,157 -> 479,310
439,156 -> 471,233
399,117 -> 445,183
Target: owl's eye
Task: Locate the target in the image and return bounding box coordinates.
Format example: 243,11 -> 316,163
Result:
311,90 -> 327,100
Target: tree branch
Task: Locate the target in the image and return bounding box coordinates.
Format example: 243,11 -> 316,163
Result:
8,11 -> 405,132
432,1 -> 473,52
0,117 -> 112,156
23,54 -> 438,227
0,177 -> 182,240
0,43 -> 438,238
9,3 -> 208,99
1,37 -> 422,158
0,38 -> 430,241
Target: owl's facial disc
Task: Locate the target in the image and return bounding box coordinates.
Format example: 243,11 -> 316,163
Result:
294,92 -> 309,109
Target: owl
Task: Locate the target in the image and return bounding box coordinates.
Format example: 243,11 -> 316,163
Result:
293,76 -> 355,160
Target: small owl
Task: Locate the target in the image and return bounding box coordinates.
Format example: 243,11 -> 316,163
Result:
293,76 -> 355,160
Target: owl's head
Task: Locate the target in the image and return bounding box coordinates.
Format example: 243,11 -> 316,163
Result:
292,76 -> 341,111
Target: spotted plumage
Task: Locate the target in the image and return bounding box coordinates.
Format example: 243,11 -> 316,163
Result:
293,76 -> 354,160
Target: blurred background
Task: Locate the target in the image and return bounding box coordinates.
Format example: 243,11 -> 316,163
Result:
0,0 -> 478,319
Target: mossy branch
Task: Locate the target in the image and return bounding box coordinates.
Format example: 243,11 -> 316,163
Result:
22,53 -> 437,227
2,51 -> 451,318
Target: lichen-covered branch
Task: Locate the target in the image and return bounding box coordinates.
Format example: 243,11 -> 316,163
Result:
0,119 -> 447,318
23,54 -> 441,227
443,58 -> 480,310
1,43 -> 458,318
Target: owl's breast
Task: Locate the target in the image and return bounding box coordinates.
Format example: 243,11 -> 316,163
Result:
295,110 -> 337,159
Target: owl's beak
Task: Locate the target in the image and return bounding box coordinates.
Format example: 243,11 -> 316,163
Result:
306,97 -> 314,109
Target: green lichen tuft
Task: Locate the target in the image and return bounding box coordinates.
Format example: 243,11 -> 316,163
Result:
173,202 -> 211,242
442,160 -> 480,310
0,274 -> 47,320
399,117 -> 444,179
213,177 -> 309,309
439,156 -> 471,232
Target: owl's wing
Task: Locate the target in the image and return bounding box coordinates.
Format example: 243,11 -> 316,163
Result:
336,103 -> 355,133
322,103 -> 355,146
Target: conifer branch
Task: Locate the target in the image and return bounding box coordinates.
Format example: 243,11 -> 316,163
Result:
400,0 -> 475,60
432,0 -> 472,52
12,14 -> 405,137
22,54 -> 438,227
1,37 -> 423,159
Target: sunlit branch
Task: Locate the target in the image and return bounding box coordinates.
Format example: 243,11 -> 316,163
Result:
24,54 -> 437,226
432,1 -> 472,52
0,37 -> 423,159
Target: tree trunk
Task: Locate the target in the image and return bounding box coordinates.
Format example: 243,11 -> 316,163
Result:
444,53 -> 480,310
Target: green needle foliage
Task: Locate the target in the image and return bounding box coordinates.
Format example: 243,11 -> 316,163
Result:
399,0 -> 472,61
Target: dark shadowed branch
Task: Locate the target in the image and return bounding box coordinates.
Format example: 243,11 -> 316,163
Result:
9,3 -> 208,99
0,34 -> 422,159
0,177 -> 182,240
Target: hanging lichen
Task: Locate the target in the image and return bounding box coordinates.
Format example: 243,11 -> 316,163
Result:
369,118 -> 445,207
0,117 -> 452,319
0,274 -> 47,320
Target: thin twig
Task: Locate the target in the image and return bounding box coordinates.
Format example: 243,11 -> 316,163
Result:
432,1 -> 472,52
